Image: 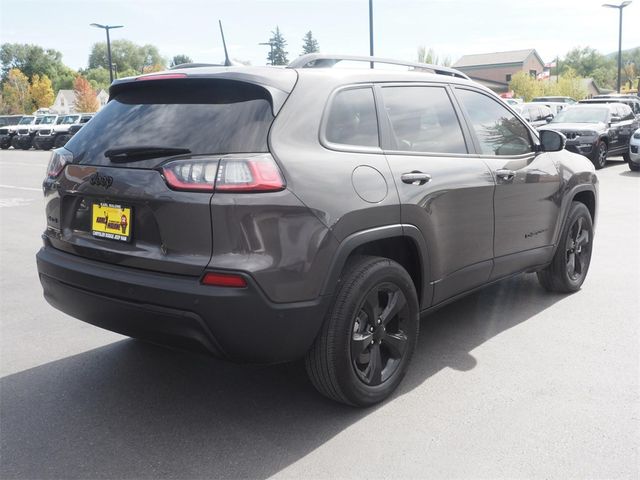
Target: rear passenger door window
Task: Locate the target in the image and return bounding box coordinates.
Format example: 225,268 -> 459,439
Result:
380,86 -> 467,154
324,87 -> 379,148
456,88 -> 534,156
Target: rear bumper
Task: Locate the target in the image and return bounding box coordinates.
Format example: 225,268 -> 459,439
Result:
36,244 -> 331,364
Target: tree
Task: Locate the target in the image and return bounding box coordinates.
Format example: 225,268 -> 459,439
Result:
0,43 -> 76,91
560,47 -> 615,89
301,31 -> 319,55
171,54 -> 193,67
29,74 -> 54,109
417,46 -> 451,67
509,71 -> 543,101
82,67 -> 111,91
88,40 -> 166,74
267,27 -> 288,66
1,68 -> 32,113
73,76 -> 99,113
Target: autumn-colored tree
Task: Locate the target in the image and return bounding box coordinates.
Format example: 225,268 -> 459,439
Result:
30,73 -> 55,108
1,68 -> 32,113
73,75 -> 99,112
142,63 -> 164,74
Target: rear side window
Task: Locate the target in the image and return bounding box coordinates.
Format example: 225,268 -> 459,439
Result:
381,86 -> 467,154
325,87 -> 379,148
66,79 -> 274,164
456,88 -> 533,156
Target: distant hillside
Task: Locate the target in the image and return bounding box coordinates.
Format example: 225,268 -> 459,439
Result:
606,46 -> 639,58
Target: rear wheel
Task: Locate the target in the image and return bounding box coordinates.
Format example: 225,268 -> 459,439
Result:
537,202 -> 593,293
305,256 -> 419,407
591,140 -> 607,169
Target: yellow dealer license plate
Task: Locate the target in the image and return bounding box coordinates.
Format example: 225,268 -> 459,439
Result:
91,202 -> 132,242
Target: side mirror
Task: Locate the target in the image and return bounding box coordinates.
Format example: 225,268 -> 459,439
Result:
539,130 -> 566,152
545,114 -> 554,123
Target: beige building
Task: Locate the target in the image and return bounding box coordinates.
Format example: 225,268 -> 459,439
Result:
453,49 -> 545,93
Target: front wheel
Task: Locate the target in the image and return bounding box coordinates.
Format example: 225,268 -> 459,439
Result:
305,256 -> 419,407
537,202 -> 593,293
590,140 -> 608,170
629,160 -> 640,172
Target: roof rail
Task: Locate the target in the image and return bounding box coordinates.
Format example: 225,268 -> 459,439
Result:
287,54 -> 470,80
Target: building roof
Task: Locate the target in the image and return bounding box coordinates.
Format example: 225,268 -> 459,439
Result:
453,49 -> 543,68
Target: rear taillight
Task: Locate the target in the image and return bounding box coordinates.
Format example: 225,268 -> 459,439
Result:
46,147 -> 73,178
161,154 -> 285,193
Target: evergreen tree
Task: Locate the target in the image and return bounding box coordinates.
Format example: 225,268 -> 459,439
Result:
301,31 -> 319,55
267,27 -> 288,66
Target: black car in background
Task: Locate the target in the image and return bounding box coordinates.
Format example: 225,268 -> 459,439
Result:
539,103 -> 638,169
579,97 -> 640,120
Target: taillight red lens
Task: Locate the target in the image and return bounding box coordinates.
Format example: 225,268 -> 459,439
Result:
161,154 -> 285,193
46,147 -> 73,178
201,272 -> 247,288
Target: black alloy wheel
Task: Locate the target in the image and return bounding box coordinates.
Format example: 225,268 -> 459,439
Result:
565,216 -> 590,282
351,283 -> 410,386
305,256 -> 419,407
537,202 -> 593,293
593,141 -> 607,169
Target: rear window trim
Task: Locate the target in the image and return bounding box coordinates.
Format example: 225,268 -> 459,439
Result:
319,83 -> 384,155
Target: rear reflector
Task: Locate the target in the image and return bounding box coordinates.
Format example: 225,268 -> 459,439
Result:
136,73 -> 188,81
201,272 -> 247,288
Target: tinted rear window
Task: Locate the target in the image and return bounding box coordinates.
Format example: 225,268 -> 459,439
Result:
66,79 -> 274,164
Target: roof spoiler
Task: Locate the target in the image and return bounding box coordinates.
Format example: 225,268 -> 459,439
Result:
288,54 -> 470,80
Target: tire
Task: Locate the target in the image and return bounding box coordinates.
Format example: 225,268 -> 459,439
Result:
590,140 -> 607,169
305,256 -> 419,407
53,135 -> 66,149
629,160 -> 640,172
537,202 -> 593,293
622,151 -> 631,163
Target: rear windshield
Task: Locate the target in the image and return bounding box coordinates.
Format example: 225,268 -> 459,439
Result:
66,79 -> 274,164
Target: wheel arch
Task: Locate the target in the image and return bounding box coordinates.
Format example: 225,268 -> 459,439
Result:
321,225 -> 432,308
551,183 -> 598,257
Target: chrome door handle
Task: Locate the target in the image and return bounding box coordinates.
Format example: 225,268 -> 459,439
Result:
401,172 -> 431,185
495,169 -> 516,181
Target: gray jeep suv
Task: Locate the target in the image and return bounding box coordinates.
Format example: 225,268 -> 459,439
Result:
36,55 -> 598,406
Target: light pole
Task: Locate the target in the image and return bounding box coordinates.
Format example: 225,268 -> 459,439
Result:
369,0 -> 374,68
259,42 -> 275,65
90,23 -> 124,84
602,1 -> 632,93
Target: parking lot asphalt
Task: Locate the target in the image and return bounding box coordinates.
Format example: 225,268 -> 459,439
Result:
0,149 -> 638,479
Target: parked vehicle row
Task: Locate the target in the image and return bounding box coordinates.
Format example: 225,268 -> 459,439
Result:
0,113 -> 93,150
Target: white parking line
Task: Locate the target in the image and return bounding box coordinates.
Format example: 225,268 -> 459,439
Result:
0,162 -> 48,168
0,184 -> 41,192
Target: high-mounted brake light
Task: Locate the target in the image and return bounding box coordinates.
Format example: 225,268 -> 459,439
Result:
201,272 -> 247,288
161,154 -> 285,193
46,147 -> 73,178
135,73 -> 188,81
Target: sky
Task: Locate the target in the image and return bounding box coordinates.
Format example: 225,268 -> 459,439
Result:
1,0 -> 639,70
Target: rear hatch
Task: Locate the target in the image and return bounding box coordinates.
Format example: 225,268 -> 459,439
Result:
43,72 -> 295,275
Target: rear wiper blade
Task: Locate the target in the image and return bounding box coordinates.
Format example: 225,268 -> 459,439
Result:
104,146 -> 191,162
